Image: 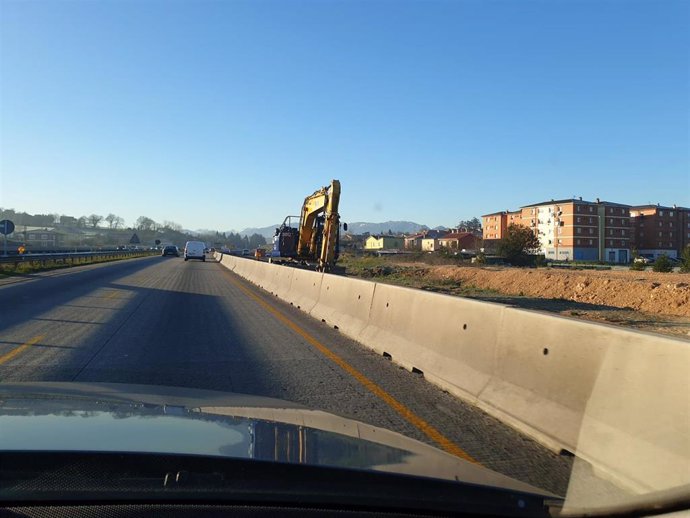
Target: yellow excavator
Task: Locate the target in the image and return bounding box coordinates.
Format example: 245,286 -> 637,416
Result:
271,180 -> 345,272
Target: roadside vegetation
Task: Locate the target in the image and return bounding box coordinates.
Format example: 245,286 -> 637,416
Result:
0,251 -> 157,279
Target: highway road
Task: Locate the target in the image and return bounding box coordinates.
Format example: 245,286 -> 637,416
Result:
0,255 -> 574,495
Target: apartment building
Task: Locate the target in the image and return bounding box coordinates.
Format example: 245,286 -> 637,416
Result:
630,205 -> 690,259
484,198 -> 632,263
482,211 -> 521,240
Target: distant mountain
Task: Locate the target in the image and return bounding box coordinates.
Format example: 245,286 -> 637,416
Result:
345,221 -> 429,235
237,220 -> 440,239
235,225 -> 280,239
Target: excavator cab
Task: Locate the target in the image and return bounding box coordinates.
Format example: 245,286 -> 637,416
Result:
272,216 -> 300,258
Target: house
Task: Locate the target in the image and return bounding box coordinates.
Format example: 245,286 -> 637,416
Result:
404,233 -> 426,250
18,227 -> 63,249
437,232 -> 478,251
421,238 -> 440,252
405,229 -> 448,250
364,235 -> 405,251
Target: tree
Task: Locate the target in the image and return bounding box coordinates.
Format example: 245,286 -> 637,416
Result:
680,245 -> 690,273
88,214 -> 103,228
77,216 -> 88,228
163,220 -> 183,232
248,233 -> 266,249
652,254 -> 673,273
497,224 -> 540,266
136,216 -> 155,231
105,213 -> 124,229
457,217 -> 482,233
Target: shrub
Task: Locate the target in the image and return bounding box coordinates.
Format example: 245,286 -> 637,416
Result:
630,261 -> 646,271
652,254 -> 673,273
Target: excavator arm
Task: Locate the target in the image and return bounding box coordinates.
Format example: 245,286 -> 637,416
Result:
296,180 -> 341,271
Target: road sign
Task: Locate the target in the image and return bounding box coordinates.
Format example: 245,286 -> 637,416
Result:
0,220 -> 14,235
0,219 -> 14,257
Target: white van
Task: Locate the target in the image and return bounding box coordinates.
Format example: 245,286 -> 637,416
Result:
184,241 -> 206,262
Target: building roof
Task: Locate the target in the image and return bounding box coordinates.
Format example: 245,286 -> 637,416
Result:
481,211 -> 508,217
630,204 -> 689,211
439,232 -> 475,240
520,198 -> 631,208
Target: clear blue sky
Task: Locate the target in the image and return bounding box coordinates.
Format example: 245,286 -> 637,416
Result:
1,0 -> 688,231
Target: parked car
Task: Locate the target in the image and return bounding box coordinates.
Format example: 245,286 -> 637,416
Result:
184,241 -> 206,262
161,245 -> 179,257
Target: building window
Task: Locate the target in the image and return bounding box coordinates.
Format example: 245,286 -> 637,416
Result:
621,229 -> 625,236
641,231 -> 645,236
608,229 -> 613,235
622,219 -> 627,225
576,239 -> 581,245
576,205 -> 581,212
659,232 -> 663,237
608,208 -> 613,214
589,228 -> 594,234
589,217 -> 593,224
577,228 -> 582,234
670,232 -> 673,238
589,239 -> 593,245
621,208 -> 625,214
620,241 -> 625,247
576,217 -> 581,223
589,206 -> 593,213
659,222 -> 663,227
670,211 -> 674,217
670,222 -> 674,227
607,240 -> 612,247
659,211 -> 664,216
609,218 -> 613,224
669,243 -> 673,248
659,242 -> 663,247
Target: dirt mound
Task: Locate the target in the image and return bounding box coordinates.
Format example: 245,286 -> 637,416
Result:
425,266 -> 690,317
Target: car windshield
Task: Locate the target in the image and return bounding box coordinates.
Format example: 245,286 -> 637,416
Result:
0,0 -> 688,516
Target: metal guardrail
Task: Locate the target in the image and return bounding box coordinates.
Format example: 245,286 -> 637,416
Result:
0,250 -> 157,267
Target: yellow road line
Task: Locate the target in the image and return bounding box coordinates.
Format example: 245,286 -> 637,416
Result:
0,335 -> 46,365
222,270 -> 478,464
104,290 -> 120,299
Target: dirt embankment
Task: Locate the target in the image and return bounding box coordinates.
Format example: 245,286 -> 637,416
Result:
424,266 -> 690,317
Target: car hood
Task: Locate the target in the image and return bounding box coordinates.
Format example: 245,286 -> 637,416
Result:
0,382 -> 554,499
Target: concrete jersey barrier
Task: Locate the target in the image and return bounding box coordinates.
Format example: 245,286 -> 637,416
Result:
215,253 -> 690,498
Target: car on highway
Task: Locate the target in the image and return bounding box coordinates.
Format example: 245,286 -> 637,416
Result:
161,245 -> 180,257
184,241 -> 206,262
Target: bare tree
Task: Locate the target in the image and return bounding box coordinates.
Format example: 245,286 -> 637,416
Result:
88,214 -> 103,228
163,220 -> 183,232
105,213 -> 120,229
136,216 -> 154,231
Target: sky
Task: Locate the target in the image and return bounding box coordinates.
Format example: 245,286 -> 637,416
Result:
1,0 -> 688,232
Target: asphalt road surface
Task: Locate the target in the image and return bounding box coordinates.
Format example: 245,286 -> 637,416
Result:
0,255 -> 576,496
